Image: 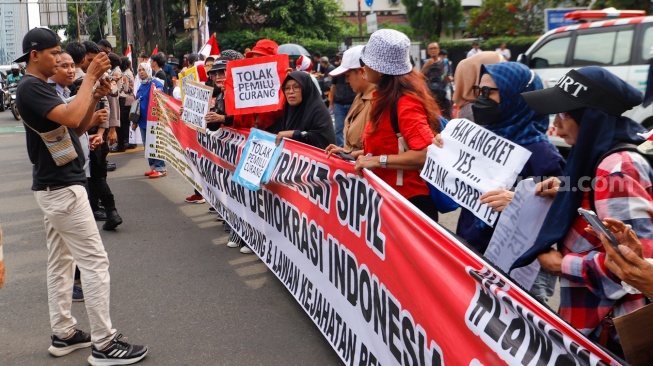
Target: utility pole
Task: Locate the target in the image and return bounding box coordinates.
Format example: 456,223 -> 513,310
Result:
357,0 -> 362,37
190,0 -> 198,53
107,0 -> 113,36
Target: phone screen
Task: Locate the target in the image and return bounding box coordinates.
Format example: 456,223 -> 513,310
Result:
577,208 -> 621,250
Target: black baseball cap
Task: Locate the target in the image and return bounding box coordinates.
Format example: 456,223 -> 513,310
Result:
14,27 -> 60,63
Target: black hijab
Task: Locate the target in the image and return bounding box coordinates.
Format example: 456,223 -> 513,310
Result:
282,71 -> 335,149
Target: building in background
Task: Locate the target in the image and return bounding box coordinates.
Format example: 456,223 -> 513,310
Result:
0,2 -> 30,65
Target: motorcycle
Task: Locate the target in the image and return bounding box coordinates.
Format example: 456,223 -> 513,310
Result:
7,82 -> 20,121
0,80 -> 9,112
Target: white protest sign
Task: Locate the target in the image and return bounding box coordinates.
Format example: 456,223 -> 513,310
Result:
231,62 -> 281,109
484,179 -> 553,290
421,118 -> 531,225
235,138 -> 278,188
181,80 -> 212,131
179,66 -> 199,102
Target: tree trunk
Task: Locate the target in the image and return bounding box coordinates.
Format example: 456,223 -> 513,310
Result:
435,0 -> 444,40
146,0 -> 154,50
135,0 -> 145,53
159,0 -> 166,53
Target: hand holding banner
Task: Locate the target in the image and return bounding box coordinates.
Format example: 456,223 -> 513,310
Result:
224,54 -> 289,116
421,118 -> 531,225
181,80 -> 213,131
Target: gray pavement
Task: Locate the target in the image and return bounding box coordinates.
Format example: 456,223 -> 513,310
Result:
0,113 -> 343,365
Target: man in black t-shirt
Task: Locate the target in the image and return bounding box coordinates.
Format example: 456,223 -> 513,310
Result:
16,27 -> 148,365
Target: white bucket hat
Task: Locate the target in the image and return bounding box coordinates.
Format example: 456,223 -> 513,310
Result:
360,29 -> 412,76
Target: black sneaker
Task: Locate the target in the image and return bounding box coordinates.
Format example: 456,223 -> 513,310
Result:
48,329 -> 92,357
88,334 -> 148,366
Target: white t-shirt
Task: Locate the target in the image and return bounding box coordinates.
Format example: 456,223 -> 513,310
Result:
496,48 -> 511,60
467,48 -> 481,58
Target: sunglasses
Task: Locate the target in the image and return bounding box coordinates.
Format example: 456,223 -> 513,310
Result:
359,58 -> 365,67
472,85 -> 499,98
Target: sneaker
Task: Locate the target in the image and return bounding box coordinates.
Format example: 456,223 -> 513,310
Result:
72,285 -> 84,302
143,169 -> 155,176
48,329 -> 92,357
148,171 -> 167,179
240,246 -> 253,254
208,207 -> 217,214
185,194 -> 206,204
88,334 -> 148,366
227,241 -> 240,248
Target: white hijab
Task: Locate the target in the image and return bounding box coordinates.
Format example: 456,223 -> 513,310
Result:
138,62 -> 152,84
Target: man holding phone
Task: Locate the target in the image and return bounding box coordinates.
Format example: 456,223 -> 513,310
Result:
17,27 -> 147,365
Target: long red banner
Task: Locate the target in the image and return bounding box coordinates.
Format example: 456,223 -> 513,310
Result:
150,90 -> 622,366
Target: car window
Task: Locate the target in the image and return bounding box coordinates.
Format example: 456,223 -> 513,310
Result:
573,30 -> 633,66
642,26 -> 653,62
530,36 -> 571,69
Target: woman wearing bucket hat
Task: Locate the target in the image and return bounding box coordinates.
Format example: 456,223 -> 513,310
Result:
354,29 -> 440,221
517,66 -> 653,356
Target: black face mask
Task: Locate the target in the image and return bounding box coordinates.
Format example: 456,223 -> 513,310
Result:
212,85 -> 221,98
471,96 -> 502,125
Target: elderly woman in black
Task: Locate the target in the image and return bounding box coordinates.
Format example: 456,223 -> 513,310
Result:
275,71 -> 335,149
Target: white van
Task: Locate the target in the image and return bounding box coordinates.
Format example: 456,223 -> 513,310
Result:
517,15 -> 653,147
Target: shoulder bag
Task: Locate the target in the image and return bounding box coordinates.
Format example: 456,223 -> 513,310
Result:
129,98 -> 141,123
23,121 -> 78,166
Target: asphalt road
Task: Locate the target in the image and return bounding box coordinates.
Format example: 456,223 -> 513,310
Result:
0,112 -> 343,366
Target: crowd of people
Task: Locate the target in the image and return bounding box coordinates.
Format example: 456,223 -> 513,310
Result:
5,23 -> 653,365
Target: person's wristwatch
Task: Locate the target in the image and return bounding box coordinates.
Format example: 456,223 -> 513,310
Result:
380,155 -> 388,168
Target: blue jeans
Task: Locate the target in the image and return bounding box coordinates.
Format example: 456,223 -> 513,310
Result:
334,103 -> 351,148
140,126 -> 166,172
529,269 -> 557,303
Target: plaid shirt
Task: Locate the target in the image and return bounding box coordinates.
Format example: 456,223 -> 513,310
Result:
560,151 -> 653,341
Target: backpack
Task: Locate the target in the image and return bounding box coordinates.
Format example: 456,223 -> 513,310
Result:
588,142 -> 653,212
389,99 -> 459,213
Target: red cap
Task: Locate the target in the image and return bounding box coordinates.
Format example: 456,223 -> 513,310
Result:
246,39 -> 278,58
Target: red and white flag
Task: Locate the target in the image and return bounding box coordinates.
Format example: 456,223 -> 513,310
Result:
295,55 -> 313,72
151,45 -> 159,56
199,34 -> 220,59
125,44 -> 132,61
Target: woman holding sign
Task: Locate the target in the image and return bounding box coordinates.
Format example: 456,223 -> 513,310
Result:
447,62 -> 565,303
342,29 -> 440,221
134,62 -> 166,178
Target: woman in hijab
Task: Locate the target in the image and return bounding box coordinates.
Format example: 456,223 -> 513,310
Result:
275,71 -> 336,149
519,66 -> 653,356
134,62 -> 165,178
452,51 -> 505,121
447,62 -> 565,303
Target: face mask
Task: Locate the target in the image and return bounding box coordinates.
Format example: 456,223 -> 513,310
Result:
472,96 -> 502,125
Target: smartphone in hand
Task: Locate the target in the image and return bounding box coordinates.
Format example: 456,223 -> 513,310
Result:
577,208 -> 621,251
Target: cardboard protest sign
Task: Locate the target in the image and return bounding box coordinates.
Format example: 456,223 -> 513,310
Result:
178,66 -> 199,102
484,179 -> 553,290
224,54 -> 289,116
181,80 -> 213,131
232,129 -> 283,190
421,118 -> 531,225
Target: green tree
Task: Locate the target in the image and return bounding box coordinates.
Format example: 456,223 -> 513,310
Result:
402,0 -> 463,40
258,0 -> 344,40
466,0 -> 544,37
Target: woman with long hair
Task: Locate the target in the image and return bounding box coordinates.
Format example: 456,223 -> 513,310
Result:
327,29 -> 440,221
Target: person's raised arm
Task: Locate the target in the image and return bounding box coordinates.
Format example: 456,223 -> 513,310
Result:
46,53 -> 111,128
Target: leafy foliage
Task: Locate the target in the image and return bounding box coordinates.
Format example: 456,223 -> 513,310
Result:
466,0 -> 544,37
402,0 -> 463,40
259,0 -> 345,40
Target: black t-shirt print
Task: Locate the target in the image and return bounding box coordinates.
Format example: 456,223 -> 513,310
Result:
17,75 -> 86,190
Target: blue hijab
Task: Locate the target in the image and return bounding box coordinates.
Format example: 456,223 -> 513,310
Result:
480,62 -> 549,144
471,62 -> 551,232
513,66 -> 647,269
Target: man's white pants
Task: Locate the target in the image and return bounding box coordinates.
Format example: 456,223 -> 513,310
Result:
35,185 -> 116,349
